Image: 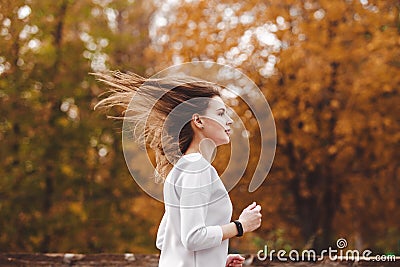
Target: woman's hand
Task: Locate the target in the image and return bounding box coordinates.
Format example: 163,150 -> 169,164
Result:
226,254 -> 245,267
238,202 -> 262,234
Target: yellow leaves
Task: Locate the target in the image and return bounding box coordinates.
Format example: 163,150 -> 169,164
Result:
69,202 -> 87,222
56,117 -> 69,128
327,145 -> 337,155
335,112 -> 362,137
334,145 -> 355,165
299,179 -> 311,199
300,113 -> 318,134
321,1 -> 347,21
330,99 -> 340,109
112,188 -> 121,198
130,195 -> 163,220
304,151 -> 322,171
310,83 -> 321,93
61,164 -> 74,177
86,147 -> 98,168
382,84 -> 393,93
29,235 -> 42,246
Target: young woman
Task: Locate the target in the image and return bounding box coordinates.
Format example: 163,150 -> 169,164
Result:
94,70 -> 262,267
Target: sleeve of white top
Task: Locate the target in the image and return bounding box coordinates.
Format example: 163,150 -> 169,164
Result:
178,166 -> 223,251
156,212 -> 167,250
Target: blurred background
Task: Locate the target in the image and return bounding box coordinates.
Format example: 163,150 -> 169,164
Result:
0,0 -> 399,255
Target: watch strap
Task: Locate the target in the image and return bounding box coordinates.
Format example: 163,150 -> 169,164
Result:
233,220 -> 243,237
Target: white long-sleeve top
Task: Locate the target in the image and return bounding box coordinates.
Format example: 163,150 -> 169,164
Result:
156,153 -> 233,267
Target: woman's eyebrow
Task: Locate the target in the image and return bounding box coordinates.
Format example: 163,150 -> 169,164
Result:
216,108 -> 226,112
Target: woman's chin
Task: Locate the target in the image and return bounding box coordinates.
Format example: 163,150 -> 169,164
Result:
218,138 -> 230,145
210,134 -> 230,146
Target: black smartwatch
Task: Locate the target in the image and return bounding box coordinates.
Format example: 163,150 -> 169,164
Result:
233,220 -> 243,237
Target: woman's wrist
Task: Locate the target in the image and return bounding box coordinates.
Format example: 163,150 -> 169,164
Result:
221,222 -> 240,241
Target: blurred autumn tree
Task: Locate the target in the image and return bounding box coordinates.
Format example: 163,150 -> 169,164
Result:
147,0 -> 400,253
0,0 -> 399,255
0,0 -> 159,252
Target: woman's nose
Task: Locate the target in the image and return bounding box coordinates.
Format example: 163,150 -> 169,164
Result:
227,116 -> 233,125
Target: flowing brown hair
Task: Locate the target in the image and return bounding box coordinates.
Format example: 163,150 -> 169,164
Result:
92,70 -> 222,181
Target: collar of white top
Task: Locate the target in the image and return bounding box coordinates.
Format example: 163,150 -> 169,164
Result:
181,152 -> 202,162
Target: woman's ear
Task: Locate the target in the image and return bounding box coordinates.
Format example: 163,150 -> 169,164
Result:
192,114 -> 204,129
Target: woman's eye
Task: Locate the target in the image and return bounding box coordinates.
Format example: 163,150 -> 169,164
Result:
218,112 -> 224,116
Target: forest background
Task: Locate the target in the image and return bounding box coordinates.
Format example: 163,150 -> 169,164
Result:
0,0 -> 399,255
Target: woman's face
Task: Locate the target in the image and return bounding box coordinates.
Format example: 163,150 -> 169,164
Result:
198,96 -> 233,146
